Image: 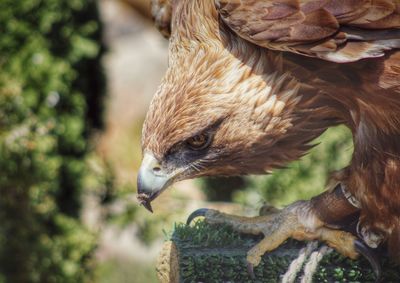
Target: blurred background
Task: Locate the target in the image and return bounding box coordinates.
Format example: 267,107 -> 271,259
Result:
0,0 -> 354,282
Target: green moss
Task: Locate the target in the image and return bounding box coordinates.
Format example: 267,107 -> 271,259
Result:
169,220 -> 399,282
172,221 -> 255,248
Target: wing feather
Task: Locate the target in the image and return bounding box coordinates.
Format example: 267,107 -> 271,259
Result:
216,0 -> 400,62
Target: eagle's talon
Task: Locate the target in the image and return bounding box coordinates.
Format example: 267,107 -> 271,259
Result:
354,239 -> 382,282
186,208 -> 210,225
247,248 -> 263,267
246,261 -> 255,279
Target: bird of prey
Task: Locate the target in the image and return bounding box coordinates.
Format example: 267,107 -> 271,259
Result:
138,0 -> 400,279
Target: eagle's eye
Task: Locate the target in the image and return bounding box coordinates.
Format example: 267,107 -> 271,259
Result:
186,133 -> 211,150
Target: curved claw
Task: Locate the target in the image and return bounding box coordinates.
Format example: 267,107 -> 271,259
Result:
186,208 -> 210,225
246,261 -> 255,279
354,239 -> 382,282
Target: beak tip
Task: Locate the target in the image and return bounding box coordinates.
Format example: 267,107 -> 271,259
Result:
137,193 -> 154,213
142,201 -> 154,213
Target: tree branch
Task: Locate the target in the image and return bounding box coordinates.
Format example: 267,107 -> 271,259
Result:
156,221 -> 399,282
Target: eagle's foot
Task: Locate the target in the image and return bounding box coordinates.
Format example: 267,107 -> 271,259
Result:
187,202 -> 381,280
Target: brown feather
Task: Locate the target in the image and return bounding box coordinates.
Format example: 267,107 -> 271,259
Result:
215,0 -> 400,62
146,0 -> 400,262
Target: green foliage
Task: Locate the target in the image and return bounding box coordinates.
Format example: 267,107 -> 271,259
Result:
0,0 -> 104,282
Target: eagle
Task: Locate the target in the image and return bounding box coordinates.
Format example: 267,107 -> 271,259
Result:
137,0 -> 400,279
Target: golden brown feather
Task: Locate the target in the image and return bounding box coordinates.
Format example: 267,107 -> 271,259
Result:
141,0 -> 400,263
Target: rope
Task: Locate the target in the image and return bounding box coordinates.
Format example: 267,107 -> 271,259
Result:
281,241 -> 318,283
300,246 -> 333,283
281,242 -> 332,283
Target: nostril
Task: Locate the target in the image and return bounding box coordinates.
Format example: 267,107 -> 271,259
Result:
153,166 -> 161,173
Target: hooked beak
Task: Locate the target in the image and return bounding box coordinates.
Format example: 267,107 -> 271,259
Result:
136,152 -> 175,213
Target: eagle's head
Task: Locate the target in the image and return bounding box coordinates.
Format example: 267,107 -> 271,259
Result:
136,2 -> 326,212
137,45 -> 318,211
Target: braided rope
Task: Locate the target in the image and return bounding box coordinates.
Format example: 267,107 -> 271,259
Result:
281,241 -> 318,283
300,246 -> 333,283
